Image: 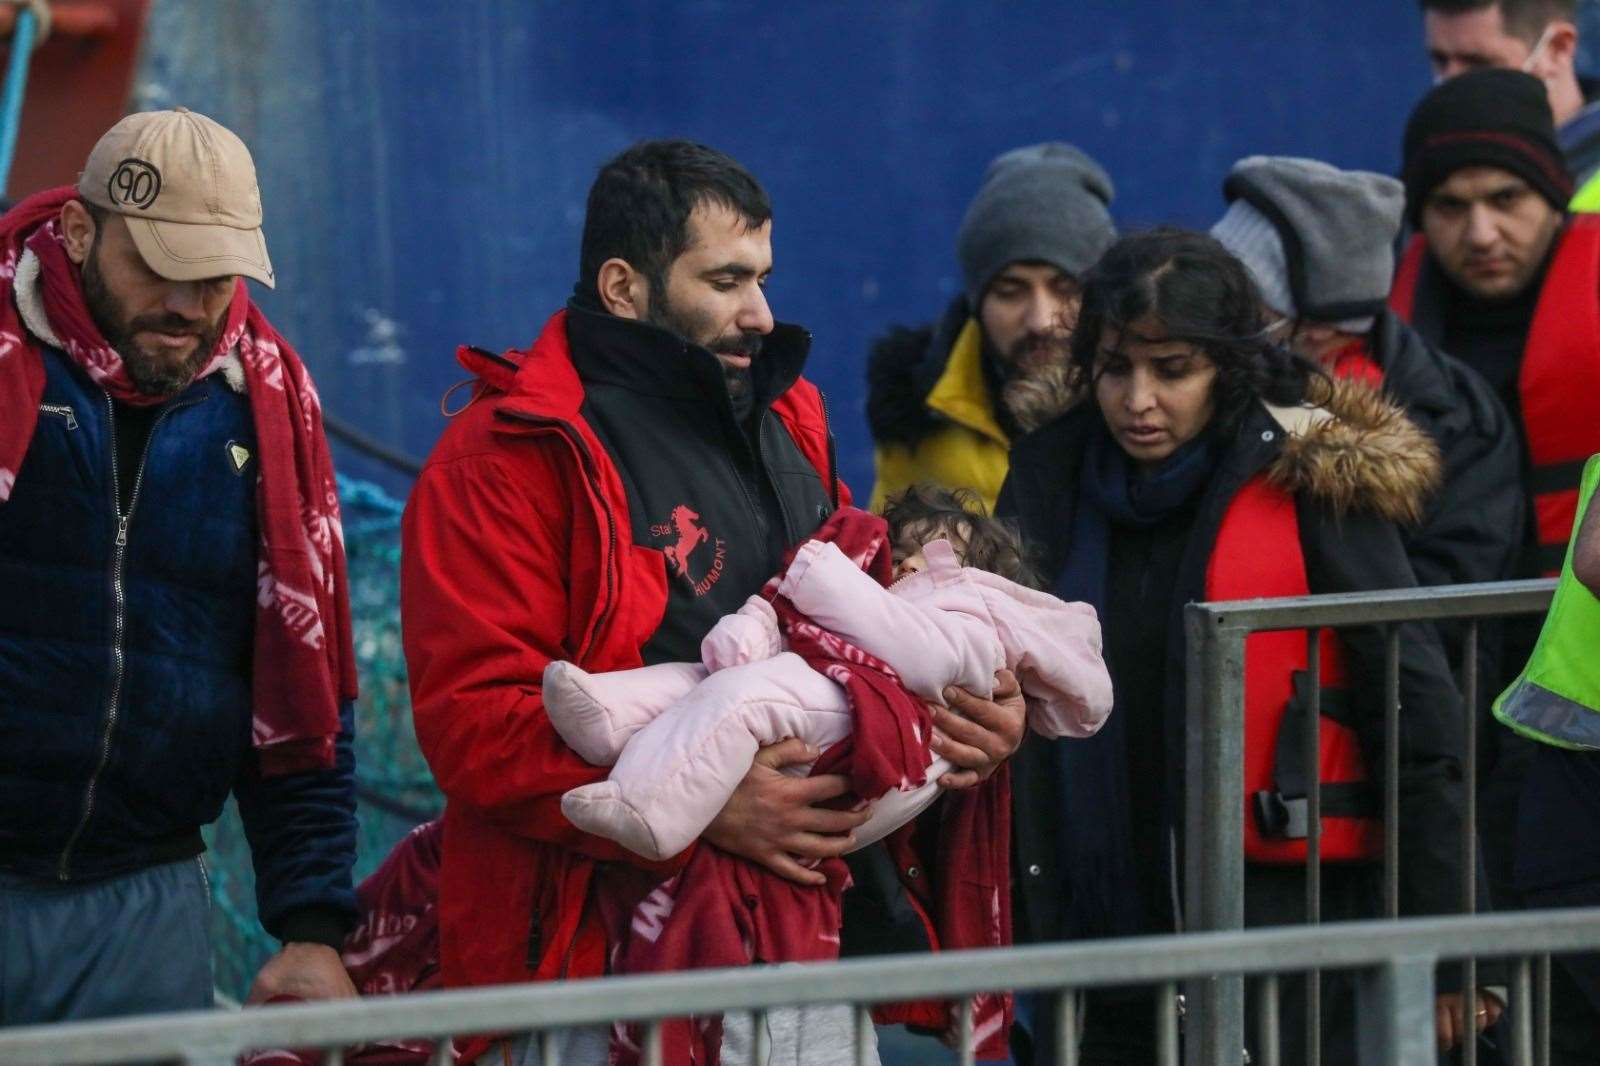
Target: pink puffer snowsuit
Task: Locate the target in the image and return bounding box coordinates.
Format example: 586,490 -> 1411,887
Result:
546,536 -> 1113,861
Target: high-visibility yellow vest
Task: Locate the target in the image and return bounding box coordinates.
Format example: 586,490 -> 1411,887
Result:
1573,170 -> 1600,213
1494,454 -> 1600,749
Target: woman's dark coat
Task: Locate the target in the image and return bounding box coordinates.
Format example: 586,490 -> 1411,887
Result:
997,379 -> 1469,948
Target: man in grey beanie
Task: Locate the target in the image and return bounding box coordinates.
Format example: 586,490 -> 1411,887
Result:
865,142 -> 1116,513
1213,157 -> 1528,1053
1211,154 -> 1521,594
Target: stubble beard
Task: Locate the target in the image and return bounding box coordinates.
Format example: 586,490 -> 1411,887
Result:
81,248 -> 220,398
645,283 -> 765,401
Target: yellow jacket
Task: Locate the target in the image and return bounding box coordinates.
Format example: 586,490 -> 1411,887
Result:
868,316 -> 1011,513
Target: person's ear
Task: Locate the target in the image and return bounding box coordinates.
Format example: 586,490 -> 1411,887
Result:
1543,22 -> 1579,75
58,200 -> 96,266
597,258 -> 649,320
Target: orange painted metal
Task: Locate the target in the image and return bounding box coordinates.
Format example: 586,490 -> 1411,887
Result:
0,3 -> 119,39
0,0 -> 150,200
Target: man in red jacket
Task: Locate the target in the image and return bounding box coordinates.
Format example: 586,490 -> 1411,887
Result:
401,140 -> 1025,1065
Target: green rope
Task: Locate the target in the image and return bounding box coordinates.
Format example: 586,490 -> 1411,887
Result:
204,475 -> 441,1000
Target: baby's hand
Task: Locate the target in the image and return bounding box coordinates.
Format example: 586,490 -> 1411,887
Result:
701,596 -> 782,672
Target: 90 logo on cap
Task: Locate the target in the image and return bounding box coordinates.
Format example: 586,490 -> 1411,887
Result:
107,158 -> 162,210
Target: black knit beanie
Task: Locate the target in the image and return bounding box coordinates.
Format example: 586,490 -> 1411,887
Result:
1401,68 -> 1572,225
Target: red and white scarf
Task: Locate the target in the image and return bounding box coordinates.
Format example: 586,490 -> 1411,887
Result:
0,187 -> 355,775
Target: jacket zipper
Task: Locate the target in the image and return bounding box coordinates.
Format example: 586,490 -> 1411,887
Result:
731,422 -> 776,549
557,871 -> 598,979
39,402 -> 78,430
741,392 -> 805,546
496,410 -> 619,659
56,393 -> 195,880
888,568 -> 922,592
817,388 -> 839,509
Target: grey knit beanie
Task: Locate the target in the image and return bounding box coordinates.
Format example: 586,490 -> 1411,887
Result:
1211,199 -> 1295,319
956,142 -> 1116,306
1209,155 -> 1404,332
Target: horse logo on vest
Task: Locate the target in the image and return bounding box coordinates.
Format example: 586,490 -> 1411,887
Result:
651,503 -> 727,597
660,505 -> 708,575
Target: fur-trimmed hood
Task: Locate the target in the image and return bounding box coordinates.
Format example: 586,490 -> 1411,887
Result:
865,296 -> 968,445
1263,374 -> 1442,526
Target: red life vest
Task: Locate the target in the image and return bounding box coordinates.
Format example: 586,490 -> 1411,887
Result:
1391,220 -> 1600,574
1326,339 -> 1384,388
1207,473 -> 1383,864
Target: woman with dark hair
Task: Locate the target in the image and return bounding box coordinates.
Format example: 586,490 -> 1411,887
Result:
998,228 -> 1479,1062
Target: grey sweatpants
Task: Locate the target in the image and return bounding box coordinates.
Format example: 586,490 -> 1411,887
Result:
0,857 -> 214,1025
480,1003 -> 879,1066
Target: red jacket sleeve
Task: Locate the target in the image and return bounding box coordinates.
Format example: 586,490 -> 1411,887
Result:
401,449 -> 674,868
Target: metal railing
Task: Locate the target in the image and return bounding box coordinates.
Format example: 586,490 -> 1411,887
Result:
1183,578 -> 1559,1066
1,909 -> 1597,1066
0,579 -> 1576,1065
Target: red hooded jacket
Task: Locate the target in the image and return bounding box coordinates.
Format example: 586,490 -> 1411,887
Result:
404,310 -> 1009,1057
401,307 -> 848,990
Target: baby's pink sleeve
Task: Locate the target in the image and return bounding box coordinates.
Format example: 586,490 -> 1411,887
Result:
700,595 -> 784,673
990,592 -> 1113,739
777,540 -> 1002,701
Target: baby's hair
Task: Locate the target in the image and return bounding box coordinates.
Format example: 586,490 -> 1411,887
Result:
881,483 -> 1041,588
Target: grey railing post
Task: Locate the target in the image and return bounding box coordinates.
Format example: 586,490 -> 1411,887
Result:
1184,605 -> 1247,1066
1356,954 -> 1436,1065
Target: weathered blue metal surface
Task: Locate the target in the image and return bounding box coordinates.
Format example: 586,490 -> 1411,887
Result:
131,0 -> 1434,495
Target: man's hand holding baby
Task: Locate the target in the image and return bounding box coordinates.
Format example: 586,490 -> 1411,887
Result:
703,738 -> 872,886
931,668 -> 1026,789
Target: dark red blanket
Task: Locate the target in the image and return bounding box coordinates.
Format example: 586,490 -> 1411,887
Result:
606,508 -> 1012,1064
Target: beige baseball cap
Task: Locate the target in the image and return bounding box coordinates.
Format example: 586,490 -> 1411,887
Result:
77,107 -> 275,289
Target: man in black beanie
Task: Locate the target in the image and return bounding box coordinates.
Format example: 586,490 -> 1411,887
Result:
1393,68 -> 1597,581
1393,67 -> 1600,1064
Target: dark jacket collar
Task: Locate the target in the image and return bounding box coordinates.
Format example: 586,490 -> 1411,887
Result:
1367,310 -> 1456,415
563,299 -> 811,415
1004,402 -> 1281,586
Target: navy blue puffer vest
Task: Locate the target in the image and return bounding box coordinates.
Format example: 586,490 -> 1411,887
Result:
0,347 -> 258,881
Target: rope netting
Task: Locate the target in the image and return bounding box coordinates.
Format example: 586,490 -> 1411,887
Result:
203,475 -> 441,1001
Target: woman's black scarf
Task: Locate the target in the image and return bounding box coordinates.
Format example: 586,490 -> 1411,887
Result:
1049,423 -> 1219,939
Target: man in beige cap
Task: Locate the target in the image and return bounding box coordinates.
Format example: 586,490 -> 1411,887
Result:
0,108 -> 360,1023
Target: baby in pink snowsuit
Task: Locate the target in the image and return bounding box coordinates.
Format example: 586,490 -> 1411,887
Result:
544,485 -> 1114,861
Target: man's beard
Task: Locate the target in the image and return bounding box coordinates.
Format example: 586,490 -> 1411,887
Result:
82,251 -> 220,398
990,330 -> 1080,433
645,286 -> 764,401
